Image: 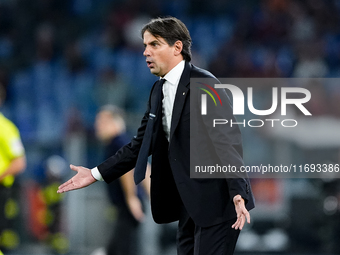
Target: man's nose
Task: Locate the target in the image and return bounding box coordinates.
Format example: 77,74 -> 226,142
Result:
143,47 -> 150,56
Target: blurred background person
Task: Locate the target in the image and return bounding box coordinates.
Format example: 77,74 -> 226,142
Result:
0,84 -> 26,253
24,155 -> 69,254
0,0 -> 339,253
94,105 -> 150,255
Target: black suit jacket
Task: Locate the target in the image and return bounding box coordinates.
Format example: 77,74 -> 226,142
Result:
98,62 -> 255,227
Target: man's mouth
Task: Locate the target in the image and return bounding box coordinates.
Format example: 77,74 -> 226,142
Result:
146,60 -> 154,68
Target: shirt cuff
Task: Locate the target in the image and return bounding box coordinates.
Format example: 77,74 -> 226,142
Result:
91,167 -> 104,181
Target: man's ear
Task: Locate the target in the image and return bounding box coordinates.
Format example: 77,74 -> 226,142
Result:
173,40 -> 183,57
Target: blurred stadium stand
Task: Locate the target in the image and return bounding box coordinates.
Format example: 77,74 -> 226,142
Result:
1,0 -> 340,254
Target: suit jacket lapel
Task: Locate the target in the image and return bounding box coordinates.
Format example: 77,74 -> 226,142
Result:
169,61 -> 191,141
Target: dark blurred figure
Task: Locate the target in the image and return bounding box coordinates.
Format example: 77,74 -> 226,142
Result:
94,105 -> 150,255
25,155 -> 69,254
0,84 -> 26,253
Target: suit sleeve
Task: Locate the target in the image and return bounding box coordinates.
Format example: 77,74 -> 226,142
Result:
97,82 -> 157,183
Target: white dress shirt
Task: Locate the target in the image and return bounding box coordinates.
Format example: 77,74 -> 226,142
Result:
91,60 -> 185,181
161,60 -> 185,141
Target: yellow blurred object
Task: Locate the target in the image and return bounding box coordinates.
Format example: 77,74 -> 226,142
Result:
43,183 -> 63,205
4,198 -> 19,219
0,229 -> 20,250
50,233 -> 69,254
0,113 -> 25,187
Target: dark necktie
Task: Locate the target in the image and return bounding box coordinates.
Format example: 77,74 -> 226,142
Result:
134,79 -> 165,184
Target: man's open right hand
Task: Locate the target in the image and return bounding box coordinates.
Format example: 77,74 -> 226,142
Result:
57,164 -> 97,193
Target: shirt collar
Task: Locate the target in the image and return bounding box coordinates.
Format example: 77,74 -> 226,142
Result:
162,60 -> 185,85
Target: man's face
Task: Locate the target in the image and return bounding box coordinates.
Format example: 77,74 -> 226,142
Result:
95,111 -> 117,142
143,31 -> 178,77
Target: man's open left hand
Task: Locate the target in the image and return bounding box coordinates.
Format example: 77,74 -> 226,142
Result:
232,194 -> 250,230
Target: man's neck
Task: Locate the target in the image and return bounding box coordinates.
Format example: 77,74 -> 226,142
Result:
161,58 -> 184,78
162,60 -> 185,83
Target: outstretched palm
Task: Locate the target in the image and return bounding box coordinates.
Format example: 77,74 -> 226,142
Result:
57,165 -> 97,193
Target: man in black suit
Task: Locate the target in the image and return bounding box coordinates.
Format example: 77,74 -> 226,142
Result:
58,17 -> 255,255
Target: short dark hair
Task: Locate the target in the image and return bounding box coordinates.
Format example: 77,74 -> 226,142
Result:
141,17 -> 192,62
